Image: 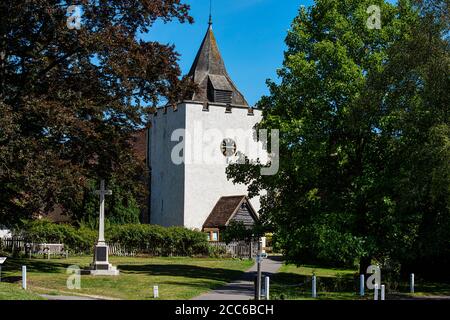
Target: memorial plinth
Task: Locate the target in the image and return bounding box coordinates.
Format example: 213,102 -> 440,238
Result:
90,243 -> 119,276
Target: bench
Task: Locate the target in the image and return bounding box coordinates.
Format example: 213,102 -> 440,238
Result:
25,243 -> 69,259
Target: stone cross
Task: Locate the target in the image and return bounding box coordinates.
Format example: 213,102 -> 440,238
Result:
94,180 -> 112,245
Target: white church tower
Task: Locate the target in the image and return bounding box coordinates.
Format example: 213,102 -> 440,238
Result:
148,19 -> 267,237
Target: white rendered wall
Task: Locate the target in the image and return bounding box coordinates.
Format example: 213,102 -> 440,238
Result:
149,107 -> 186,227
0,229 -> 11,239
183,103 -> 267,230
150,102 -> 267,230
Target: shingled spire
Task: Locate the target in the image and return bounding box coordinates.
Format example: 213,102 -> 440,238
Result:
187,22 -> 249,106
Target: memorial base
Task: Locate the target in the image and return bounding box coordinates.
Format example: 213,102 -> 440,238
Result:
86,243 -> 119,276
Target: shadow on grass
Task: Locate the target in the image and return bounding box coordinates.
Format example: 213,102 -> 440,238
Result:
0,276 -> 22,283
272,271 -> 450,300
2,258 -> 75,274
118,264 -> 247,283
271,271 -> 358,298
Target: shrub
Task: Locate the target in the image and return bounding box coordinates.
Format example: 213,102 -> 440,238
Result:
208,245 -> 228,258
17,220 -> 210,257
108,224 -> 209,256
18,219 -> 98,254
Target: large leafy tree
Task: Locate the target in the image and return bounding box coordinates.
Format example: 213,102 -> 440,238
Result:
228,0 -> 449,274
0,1 -> 194,225
373,0 -> 450,277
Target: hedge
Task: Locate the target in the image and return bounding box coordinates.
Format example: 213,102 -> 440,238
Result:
18,220 -> 97,254
17,220 -> 210,256
108,224 -> 210,256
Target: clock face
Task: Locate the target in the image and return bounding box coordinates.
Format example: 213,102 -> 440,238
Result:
221,138 -> 237,157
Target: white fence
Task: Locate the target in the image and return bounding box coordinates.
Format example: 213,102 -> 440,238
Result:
108,243 -> 138,256
209,241 -> 258,259
0,237 -> 258,258
0,237 -> 25,252
0,238 -> 133,256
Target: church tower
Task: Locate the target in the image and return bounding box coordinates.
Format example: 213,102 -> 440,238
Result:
148,20 -> 267,233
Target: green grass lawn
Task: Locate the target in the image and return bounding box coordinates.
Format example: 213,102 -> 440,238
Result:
0,256 -> 254,300
270,264 -> 450,300
0,282 -> 44,300
270,264 -> 361,300
392,281 -> 450,299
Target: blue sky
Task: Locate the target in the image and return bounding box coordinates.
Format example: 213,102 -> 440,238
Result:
143,0 -> 314,106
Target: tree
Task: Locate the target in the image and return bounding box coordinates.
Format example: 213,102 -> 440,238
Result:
75,177 -> 141,227
0,1 -> 195,225
370,0 -> 450,278
222,221 -> 267,244
227,0 -> 448,272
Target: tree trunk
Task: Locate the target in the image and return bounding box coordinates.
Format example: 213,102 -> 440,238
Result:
359,256 -> 372,275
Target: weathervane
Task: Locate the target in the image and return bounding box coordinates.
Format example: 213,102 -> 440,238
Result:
209,0 -> 213,27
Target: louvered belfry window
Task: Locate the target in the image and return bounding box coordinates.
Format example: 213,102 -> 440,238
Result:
208,75 -> 233,104
214,90 -> 232,104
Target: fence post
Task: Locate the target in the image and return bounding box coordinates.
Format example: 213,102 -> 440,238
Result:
410,273 -> 415,294
312,275 -> 317,298
254,276 -> 258,300
22,266 -> 27,290
265,276 -> 270,300
360,274 -> 365,296
381,284 -> 385,300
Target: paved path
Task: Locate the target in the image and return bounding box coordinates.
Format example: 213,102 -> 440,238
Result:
39,294 -> 101,300
192,256 -> 283,300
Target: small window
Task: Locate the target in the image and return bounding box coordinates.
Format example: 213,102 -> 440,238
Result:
207,75 -> 233,104
211,231 -> 219,242
214,90 -> 232,104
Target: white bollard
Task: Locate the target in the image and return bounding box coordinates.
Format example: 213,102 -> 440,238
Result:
410,273 -> 415,293
265,276 -> 270,300
381,285 -> 385,300
22,266 -> 27,290
153,285 -> 159,298
360,274 -> 365,296
312,275 -> 317,298
374,284 -> 379,300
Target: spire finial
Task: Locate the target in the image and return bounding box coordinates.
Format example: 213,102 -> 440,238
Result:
208,0 -> 213,28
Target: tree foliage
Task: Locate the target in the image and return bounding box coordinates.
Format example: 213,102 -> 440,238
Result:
227,0 -> 449,274
222,221 -> 266,244
0,1 -> 195,224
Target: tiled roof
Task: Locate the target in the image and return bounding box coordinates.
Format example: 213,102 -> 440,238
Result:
186,25 -> 249,106
203,195 -> 257,228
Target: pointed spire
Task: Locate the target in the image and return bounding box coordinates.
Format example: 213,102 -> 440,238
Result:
186,21 -> 249,106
